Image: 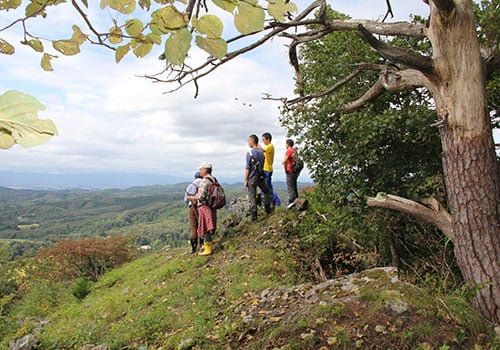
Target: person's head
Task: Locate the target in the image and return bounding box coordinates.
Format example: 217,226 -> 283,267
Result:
286,139 -> 294,148
194,171 -> 202,179
197,162 -> 213,175
262,132 -> 272,145
248,134 -> 258,147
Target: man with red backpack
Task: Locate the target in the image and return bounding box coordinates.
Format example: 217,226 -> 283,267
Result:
282,139 -> 299,208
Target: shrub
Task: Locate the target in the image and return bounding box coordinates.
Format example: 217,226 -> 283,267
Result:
71,277 -> 92,300
36,236 -> 137,281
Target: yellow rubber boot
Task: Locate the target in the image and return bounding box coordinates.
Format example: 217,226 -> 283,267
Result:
198,242 -> 213,256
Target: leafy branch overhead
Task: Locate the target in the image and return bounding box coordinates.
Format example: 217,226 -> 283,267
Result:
0,90 -> 58,149
0,0 -> 297,74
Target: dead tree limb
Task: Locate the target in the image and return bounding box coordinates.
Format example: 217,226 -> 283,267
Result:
367,193 -> 453,240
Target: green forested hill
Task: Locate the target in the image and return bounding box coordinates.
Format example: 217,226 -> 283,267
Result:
0,183 -> 251,256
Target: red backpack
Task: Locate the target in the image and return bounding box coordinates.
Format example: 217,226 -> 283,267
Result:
207,177 -> 227,210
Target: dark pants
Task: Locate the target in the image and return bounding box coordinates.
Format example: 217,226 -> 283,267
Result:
286,172 -> 299,204
248,176 -> 271,213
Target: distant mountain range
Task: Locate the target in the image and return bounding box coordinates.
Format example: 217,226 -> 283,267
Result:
0,171 -> 187,190
0,171 -> 311,190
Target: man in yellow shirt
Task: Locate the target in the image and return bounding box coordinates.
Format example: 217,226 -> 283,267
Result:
259,132 -> 275,206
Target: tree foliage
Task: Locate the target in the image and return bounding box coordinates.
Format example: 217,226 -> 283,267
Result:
0,0 -> 297,70
280,10 -> 443,202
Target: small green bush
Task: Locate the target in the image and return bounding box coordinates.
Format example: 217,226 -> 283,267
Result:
71,277 -> 92,300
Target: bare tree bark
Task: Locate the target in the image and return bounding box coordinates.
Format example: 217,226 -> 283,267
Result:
367,193 -> 453,239
425,0 -> 500,324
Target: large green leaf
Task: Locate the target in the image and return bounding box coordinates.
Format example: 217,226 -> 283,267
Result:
109,26 -> 124,44
192,14 -> 223,38
268,0 -> 297,22
21,38 -> 44,52
115,43 -> 131,63
211,0 -> 236,13
0,38 -> 15,55
132,37 -> 153,57
234,0 -> 264,35
164,27 -> 191,66
195,36 -> 227,59
125,18 -> 144,36
0,90 -> 58,149
52,40 -> 80,56
150,6 -> 188,34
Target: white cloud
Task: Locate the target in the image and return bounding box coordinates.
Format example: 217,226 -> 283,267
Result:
0,1 -> 431,184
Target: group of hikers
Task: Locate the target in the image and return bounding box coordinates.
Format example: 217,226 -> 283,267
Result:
183,132 -> 301,255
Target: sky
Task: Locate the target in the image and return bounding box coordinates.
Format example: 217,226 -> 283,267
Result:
0,0 -> 431,186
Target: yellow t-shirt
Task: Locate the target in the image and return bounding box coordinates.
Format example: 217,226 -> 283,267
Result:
262,143 -> 275,172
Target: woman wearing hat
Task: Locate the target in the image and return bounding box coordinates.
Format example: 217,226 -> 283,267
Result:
187,162 -> 217,255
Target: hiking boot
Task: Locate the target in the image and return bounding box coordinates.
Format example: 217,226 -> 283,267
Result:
189,239 -> 197,254
198,242 -> 213,256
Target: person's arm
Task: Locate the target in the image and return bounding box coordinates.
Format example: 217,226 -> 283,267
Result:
244,168 -> 250,188
244,151 -> 252,188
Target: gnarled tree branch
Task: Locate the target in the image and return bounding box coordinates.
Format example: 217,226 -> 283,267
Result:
339,66 -> 428,113
367,193 -> 453,240
358,24 -> 434,74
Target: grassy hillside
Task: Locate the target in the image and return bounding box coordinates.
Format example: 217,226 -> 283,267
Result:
3,208 -> 498,350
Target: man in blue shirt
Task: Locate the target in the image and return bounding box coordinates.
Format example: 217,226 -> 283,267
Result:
244,134 -> 272,221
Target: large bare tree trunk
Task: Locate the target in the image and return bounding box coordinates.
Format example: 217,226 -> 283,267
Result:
428,0 -> 500,323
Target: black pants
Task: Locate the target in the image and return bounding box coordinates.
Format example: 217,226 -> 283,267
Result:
286,172 -> 299,204
248,176 -> 271,212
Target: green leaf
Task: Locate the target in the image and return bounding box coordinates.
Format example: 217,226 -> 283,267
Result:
146,32 -> 162,45
109,26 -> 123,44
164,27 -> 192,66
212,0 -> 236,13
195,36 -> 227,59
22,39 -> 44,52
192,14 -> 223,38
25,0 -> 46,17
0,90 -> 58,149
100,0 -> 136,14
0,0 -> 22,10
268,0 -> 297,22
41,53 -> 54,71
150,6 -> 188,34
234,0 -> 264,35
0,38 -> 15,55
125,18 -> 144,36
115,43 -> 131,63
132,41 -> 153,57
52,40 -> 80,56
71,25 -> 88,45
